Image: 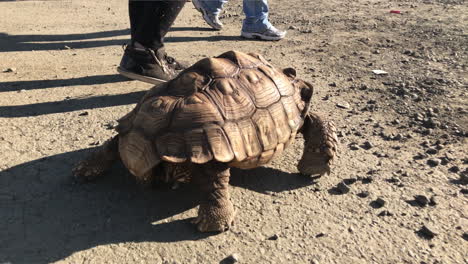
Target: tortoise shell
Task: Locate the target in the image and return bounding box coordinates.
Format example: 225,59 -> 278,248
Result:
116,51 -> 312,178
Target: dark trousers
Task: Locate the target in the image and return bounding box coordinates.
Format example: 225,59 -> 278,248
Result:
129,0 -> 186,50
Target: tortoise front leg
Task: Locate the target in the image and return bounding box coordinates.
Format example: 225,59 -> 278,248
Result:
191,162 -> 235,232
73,136 -> 119,181
298,113 -> 339,176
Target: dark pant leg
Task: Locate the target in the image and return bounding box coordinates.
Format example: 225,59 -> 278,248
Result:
129,0 -> 186,50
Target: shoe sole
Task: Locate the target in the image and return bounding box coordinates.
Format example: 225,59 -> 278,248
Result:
192,0 -> 222,30
117,66 -> 167,85
241,31 -> 285,41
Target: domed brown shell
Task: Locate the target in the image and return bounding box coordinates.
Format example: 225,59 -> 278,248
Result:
117,51 -> 311,175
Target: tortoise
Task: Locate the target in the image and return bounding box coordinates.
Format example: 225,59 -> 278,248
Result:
73,50 -> 338,232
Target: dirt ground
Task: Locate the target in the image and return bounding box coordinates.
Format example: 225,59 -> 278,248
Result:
0,0 -> 467,263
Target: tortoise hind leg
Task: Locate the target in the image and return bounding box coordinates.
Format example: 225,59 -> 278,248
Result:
73,136 -> 119,182
191,162 -> 235,232
297,113 -> 339,176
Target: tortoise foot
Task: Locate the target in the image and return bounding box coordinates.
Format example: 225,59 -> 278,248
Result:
192,201 -> 235,232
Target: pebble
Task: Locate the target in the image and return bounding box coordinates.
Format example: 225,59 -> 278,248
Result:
462,233 -> 468,241
336,182 -> 350,194
429,196 -> 438,206
349,143 -> 360,150
370,198 -> 386,208
288,25 -> 297,30
425,148 -> 438,154
79,111 -> 89,116
315,233 -> 326,238
222,253 -> 240,264
357,191 -> 370,198
416,225 -> 438,240
361,141 -> 373,150
427,158 -> 441,167
343,178 -> 357,185
449,166 -> 460,173
268,234 -> 279,240
377,210 -> 394,217
414,195 -> 429,207
2,67 -> 16,73
336,102 -> 350,109
361,177 -> 373,184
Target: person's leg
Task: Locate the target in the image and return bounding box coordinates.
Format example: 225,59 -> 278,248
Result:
118,0 -> 187,84
241,0 -> 286,40
192,0 -> 227,30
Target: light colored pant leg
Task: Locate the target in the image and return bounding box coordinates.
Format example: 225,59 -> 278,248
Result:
242,0 -> 272,32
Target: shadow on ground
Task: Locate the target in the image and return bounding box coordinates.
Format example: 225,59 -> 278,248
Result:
0,149 -> 311,263
0,90 -> 146,118
0,28 -> 240,52
0,74 -> 129,92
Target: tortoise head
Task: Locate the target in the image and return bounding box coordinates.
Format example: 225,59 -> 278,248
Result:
283,68 -> 313,117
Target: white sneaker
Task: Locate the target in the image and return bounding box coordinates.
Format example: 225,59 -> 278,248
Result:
241,26 -> 287,41
192,0 -> 223,30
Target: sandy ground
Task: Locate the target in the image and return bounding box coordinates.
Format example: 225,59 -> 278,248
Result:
0,0 -> 467,263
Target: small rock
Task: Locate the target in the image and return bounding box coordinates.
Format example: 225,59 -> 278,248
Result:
416,225 -> 438,240
449,166 -> 460,173
425,148 -> 438,155
343,178 -> 357,185
222,253 -> 240,264
301,29 -> 313,34
360,176 -> 373,184
357,191 -> 369,198
461,189 -> 468,194
2,67 -> 16,73
268,234 -> 279,240
336,182 -> 350,194
429,196 -> 438,206
361,141 -> 373,150
349,143 -> 360,150
288,25 -> 297,30
78,111 -> 89,116
427,158 -> 441,167
105,120 -> 119,130
377,210 -> 394,217
414,195 -> 429,207
370,198 -> 386,208
336,101 -> 350,109
462,233 -> 468,241
315,233 -> 326,238
329,82 -> 337,87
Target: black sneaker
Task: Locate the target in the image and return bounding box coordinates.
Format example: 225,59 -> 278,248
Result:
117,45 -> 187,84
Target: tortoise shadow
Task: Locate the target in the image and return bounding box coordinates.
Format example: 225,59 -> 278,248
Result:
230,166 -> 315,193
0,149 -> 207,263
0,149 -> 311,263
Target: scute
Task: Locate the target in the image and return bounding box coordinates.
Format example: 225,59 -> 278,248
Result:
170,93 -> 224,130
155,133 -> 187,163
204,124 -> 235,162
184,128 -> 213,163
217,50 -> 263,69
205,78 -> 256,121
119,131 -> 160,181
166,71 -> 208,97
133,95 -> 179,136
238,68 -> 281,108
251,109 -> 278,151
192,57 -> 239,78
